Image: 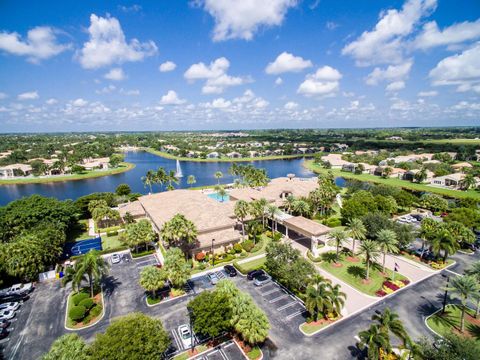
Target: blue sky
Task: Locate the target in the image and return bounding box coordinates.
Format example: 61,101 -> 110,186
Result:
0,0 -> 479,132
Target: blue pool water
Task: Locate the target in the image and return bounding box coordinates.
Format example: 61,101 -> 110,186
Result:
207,192 -> 230,202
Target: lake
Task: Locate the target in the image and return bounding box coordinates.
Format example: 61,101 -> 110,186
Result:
0,151 -> 323,206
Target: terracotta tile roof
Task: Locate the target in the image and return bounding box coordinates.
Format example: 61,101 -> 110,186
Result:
118,201 -> 146,218
283,216 -> 332,237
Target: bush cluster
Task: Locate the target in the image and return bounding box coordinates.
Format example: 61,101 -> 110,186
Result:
106,230 -> 118,237
241,240 -> 254,252
72,292 -> 89,306
69,305 -> 87,321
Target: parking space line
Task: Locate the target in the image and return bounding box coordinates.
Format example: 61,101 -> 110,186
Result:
261,288 -> 281,296
277,300 -> 299,311
171,330 -> 183,351
286,309 -> 305,320
269,294 -> 289,303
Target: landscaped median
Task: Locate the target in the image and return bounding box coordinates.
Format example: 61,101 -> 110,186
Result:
65,288 -> 104,330
426,304 -> 480,340
400,250 -> 455,270
172,337 -> 262,360
300,314 -> 342,335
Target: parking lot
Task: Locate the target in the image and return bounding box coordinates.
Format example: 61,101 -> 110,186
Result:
133,253 -> 160,268
191,340 -> 246,360
189,269 -> 229,293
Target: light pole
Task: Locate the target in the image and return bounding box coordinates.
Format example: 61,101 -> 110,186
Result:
188,307 -> 195,354
211,238 -> 215,266
442,274 -> 450,314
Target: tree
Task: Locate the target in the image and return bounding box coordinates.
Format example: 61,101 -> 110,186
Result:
266,204 -> 280,232
430,226 -> 459,262
187,175 -> 196,188
382,167 -> 393,178
214,171 -> 223,185
444,207 -> 480,230
42,334 -> 89,360
160,214 -> 197,253
417,333 -> 480,360
71,165 -> 86,174
372,308 -> 409,346
460,173 -> 477,190
139,266 -> 167,298
123,219 -> 156,253
341,190 -> 377,222
166,170 -> 178,191
141,169 -> 156,193
346,218 -> 366,255
292,199 -> 311,217
283,195 -> 296,214
63,250 -> 108,297
234,200 -> 249,238
376,229 -> 398,273
465,261 -> 480,317
235,306 -> 270,345
305,278 -> 333,321
420,217 -> 439,257
329,283 -> 346,317
217,186 -> 228,202
109,154 -> 124,168
414,168 -> 428,183
358,324 -> 391,360
359,240 -> 380,280
328,228 -> 348,262
246,220 -> 263,244
115,183 -> 131,196
188,290 -> 232,338
123,212 -> 135,224
163,247 -> 191,288
444,275 -> 480,332
420,193 -> 448,213
90,313 -> 171,360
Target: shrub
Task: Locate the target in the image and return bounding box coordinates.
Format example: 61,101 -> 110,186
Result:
78,298 -> 94,310
82,314 -> 93,325
195,252 -> 206,261
69,305 -> 87,321
233,243 -> 243,253
264,230 -> 273,238
272,232 -> 283,242
107,230 -> 118,237
325,217 -> 342,227
228,248 -> 236,255
72,292 -> 89,306
242,240 -> 254,252
90,304 -> 103,318
196,263 -> 206,271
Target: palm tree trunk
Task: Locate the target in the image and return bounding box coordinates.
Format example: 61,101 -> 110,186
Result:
352,239 -> 356,254
241,221 -> 245,238
461,306 -> 466,332
336,244 -> 340,262
366,260 -> 370,280
476,298 -> 480,319
382,252 -> 386,273
89,275 -> 94,298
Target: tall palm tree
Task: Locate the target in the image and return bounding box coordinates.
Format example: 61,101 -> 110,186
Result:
283,195 -> 296,214
444,275 -> 480,332
234,200 -> 249,238
431,227 -> 459,263
419,217 -> 438,258
166,170 -> 178,191
139,266 -> 167,299
266,204 -> 280,232
358,324 -> 391,360
64,250 -> 109,297
141,169 -> 156,193
460,173 -> 477,190
359,240 -> 380,280
61,263 -> 86,293
329,283 -> 346,317
155,167 -> 167,190
292,199 -> 311,217
414,167 -> 428,183
217,186 -> 228,202
346,218 -> 366,255
160,214 -> 198,253
257,198 -> 269,227
376,229 -> 399,273
466,261 -> 480,318
187,175 -> 196,188
214,171 -> 223,185
305,279 -> 333,321
372,308 -> 410,346
329,228 -> 348,262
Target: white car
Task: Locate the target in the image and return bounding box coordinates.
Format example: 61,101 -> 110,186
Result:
178,324 -> 195,349
111,254 -> 121,264
207,273 -> 219,285
0,302 -> 20,312
0,310 -> 15,321
9,283 -> 34,295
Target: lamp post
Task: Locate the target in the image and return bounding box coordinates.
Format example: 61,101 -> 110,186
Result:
188,307 -> 195,354
442,274 -> 450,314
211,238 -> 215,266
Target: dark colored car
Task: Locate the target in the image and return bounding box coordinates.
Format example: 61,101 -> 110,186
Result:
0,328 -> 8,340
0,293 -> 27,302
224,265 -> 237,277
0,320 -> 10,329
247,270 -> 264,281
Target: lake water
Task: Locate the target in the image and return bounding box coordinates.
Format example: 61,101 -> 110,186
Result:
0,151 -> 319,206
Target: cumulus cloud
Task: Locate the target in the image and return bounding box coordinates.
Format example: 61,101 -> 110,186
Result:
45,98 -> 58,105
414,19 -> 480,50
206,98 -> 231,109
159,61 -> 177,72
200,0 -> 297,41
104,67 -> 126,81
17,91 -> 39,100
160,90 -> 186,105
118,4 -> 142,13
119,88 -> 140,96
366,61 -> 413,86
326,21 -> 339,30
418,90 -> 438,97
297,66 -> 342,97
0,26 -> 70,62
342,0 -> 437,66
78,14 -> 157,69
429,42 -> 480,92
284,101 -> 299,110
96,85 -> 117,94
184,57 -> 249,94
72,98 -> 88,107
0,92 -> 7,100
265,52 -> 312,74
386,81 -> 405,91
275,77 -> 283,85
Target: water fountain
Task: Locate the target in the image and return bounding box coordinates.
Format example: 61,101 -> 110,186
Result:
175,159 -> 183,178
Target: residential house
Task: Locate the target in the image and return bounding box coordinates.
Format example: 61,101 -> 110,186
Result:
227,152 -> 242,158
451,162 -> 473,172
429,173 -> 479,190
402,169 -> 434,182
206,152 -> 220,159
82,157 -> 110,170
0,163 -> 33,178
386,136 -> 403,141
320,154 -> 349,168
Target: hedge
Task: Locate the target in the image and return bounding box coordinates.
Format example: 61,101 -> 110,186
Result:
72,292 -> 89,306
90,304 -> 103,317
242,240 -> 254,252
106,230 -> 118,237
78,298 -> 94,310
69,305 -> 87,321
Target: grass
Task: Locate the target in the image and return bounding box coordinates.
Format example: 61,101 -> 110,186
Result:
427,304 -> 480,341
319,254 -> 408,297
234,257 -> 266,274
300,317 -> 340,334
172,345 -> 209,360
246,346 -> 261,360
67,220 -> 91,242
0,162 -> 135,185
66,288 -> 103,329
145,147 -> 319,162
304,160 -> 480,199
101,234 -> 124,250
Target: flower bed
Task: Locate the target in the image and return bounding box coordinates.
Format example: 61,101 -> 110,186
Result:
376,279 -> 410,297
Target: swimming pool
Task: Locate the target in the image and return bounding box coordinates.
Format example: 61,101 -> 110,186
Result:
207,192 -> 230,202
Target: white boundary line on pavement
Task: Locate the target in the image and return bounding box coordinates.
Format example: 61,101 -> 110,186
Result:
64,289 -> 105,331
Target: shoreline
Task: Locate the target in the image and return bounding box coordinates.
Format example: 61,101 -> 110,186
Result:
144,147 -> 319,162
303,160 -> 480,200
0,162 -> 135,185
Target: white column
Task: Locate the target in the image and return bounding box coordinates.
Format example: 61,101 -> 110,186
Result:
311,236 -> 319,257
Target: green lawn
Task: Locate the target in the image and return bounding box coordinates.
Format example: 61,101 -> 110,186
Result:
234,257 -> 266,274
101,234 -> 124,250
300,318 -> 339,334
426,304 -> 480,341
304,160 -> 480,199
319,255 -> 408,296
172,345 -> 209,360
65,288 -> 103,329
68,220 -> 91,242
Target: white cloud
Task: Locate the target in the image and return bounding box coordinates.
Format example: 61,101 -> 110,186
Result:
184,57 -> 249,94
297,66 -> 342,97
45,98 -> 58,105
96,85 -> 117,94
159,61 -> 177,72
78,14 -> 157,69
414,19 -> 480,50
160,90 -> 186,105
119,88 -> 140,96
72,98 -> 88,107
200,0 -> 297,41
206,98 -> 231,109
118,4 -> 142,13
366,60 -> 413,85
284,101 -> 298,110
17,91 -> 39,100
0,26 -> 70,62
0,92 -> 7,100
326,21 -> 339,30
342,0 -> 437,66
275,77 -> 283,85
429,42 -> 480,92
265,52 -> 312,74
386,81 -> 405,91
104,67 -> 126,81
418,90 -> 438,97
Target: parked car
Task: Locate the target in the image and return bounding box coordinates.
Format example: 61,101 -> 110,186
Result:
0,320 -> 10,329
178,324 -> 195,349
9,283 -> 34,295
224,265 -> 237,277
254,274 -> 271,286
207,273 -> 219,285
111,254 -> 121,264
0,302 -> 20,312
0,293 -> 28,303
0,310 -> 15,321
0,328 -> 8,340
247,270 -> 264,281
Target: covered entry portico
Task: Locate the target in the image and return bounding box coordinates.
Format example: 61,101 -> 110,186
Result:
282,216 -> 332,257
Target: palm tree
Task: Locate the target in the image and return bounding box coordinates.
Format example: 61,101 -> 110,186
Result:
372,308 -> 410,346
346,218 -> 366,255
329,283 -> 346,317
166,170 -> 178,191
234,200 -> 249,238
266,204 -> 280,232
305,279 -> 333,321
376,229 -> 399,273
359,240 -> 380,280
444,275 -> 480,332
466,261 -> 480,318
141,170 -> 156,193
257,198 -> 269,227
283,195 -> 296,214
160,214 -> 198,254
214,171 -> 223,185
217,186 -> 227,202
234,307 -> 270,345
156,167 -> 167,190
358,324 -> 391,360
139,266 -> 167,299
460,173 -> 477,190
64,250 -> 108,297
329,228 -> 348,262
419,217 -> 438,258
292,199 -> 311,217
431,227 -> 459,263
187,175 -> 196,188
414,167 -> 427,183
382,167 -> 393,178
62,263 -> 86,293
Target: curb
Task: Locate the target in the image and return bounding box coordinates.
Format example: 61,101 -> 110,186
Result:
144,292 -> 190,307
64,289 -> 105,331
